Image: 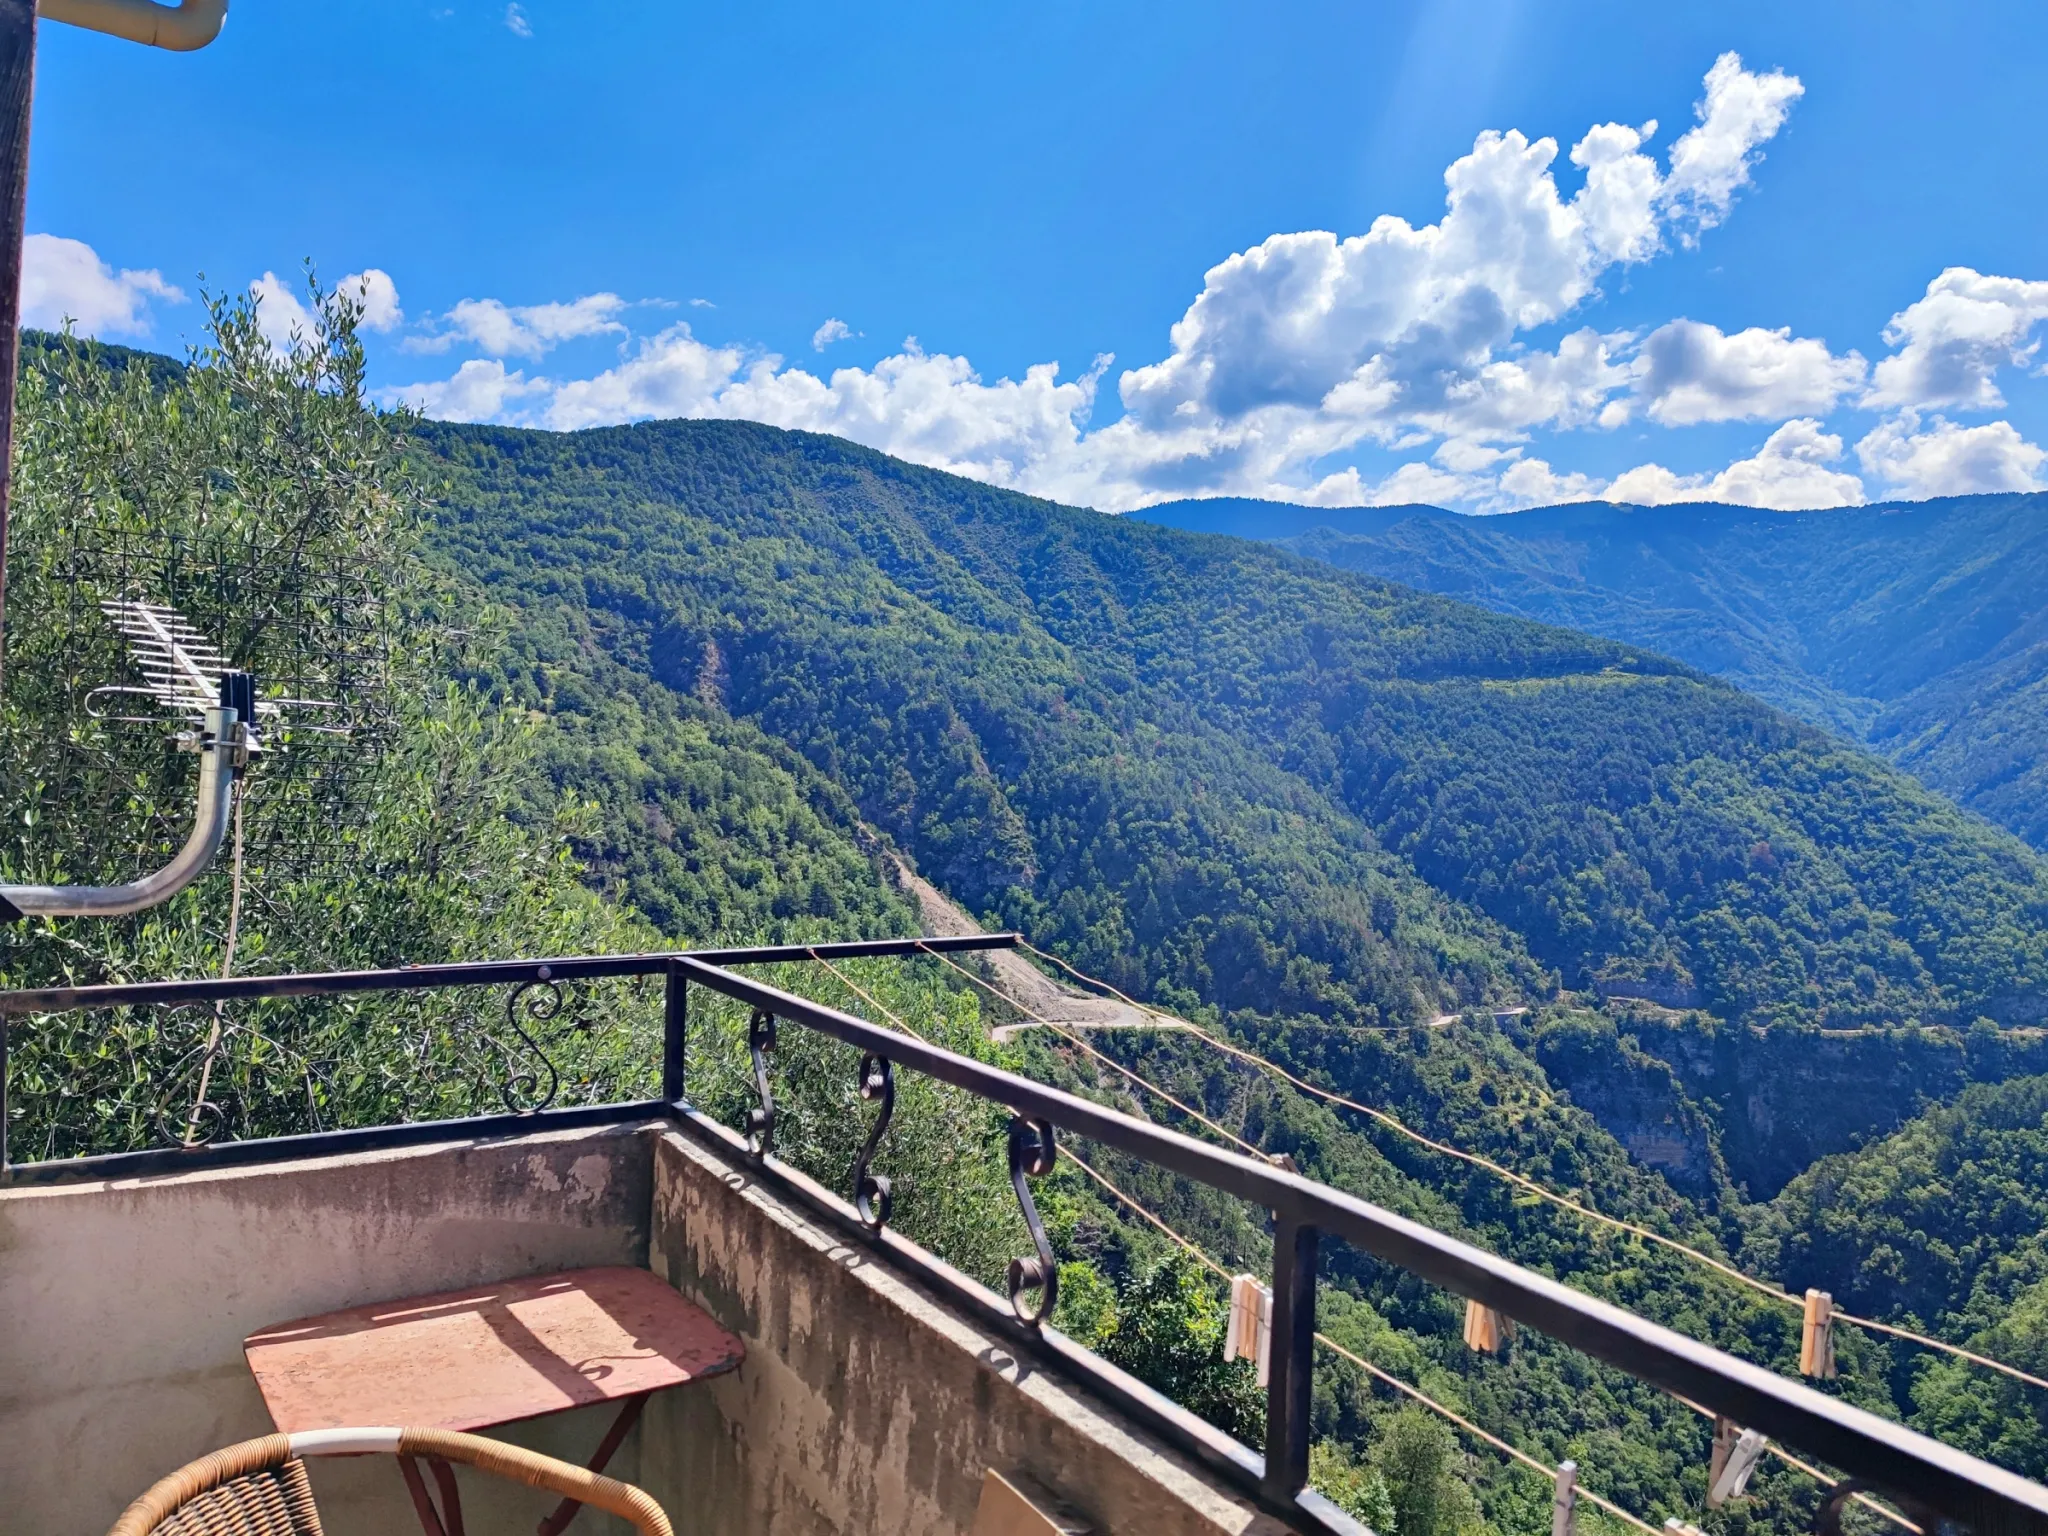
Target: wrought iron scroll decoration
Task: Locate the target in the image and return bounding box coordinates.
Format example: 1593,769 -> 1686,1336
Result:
492,971 -> 565,1114
852,1052 -> 895,1231
1005,1115 -> 1059,1326
746,1006 -> 777,1156
140,1001 -> 341,1151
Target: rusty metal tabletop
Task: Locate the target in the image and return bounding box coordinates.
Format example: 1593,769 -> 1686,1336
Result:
244,1265 -> 744,1433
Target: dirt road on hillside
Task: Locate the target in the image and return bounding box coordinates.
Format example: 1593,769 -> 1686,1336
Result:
885,854 -> 1524,1039
884,855 -> 1165,1039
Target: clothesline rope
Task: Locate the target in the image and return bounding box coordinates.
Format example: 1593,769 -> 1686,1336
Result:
801,948 -> 1918,1536
1012,941 -> 2048,1397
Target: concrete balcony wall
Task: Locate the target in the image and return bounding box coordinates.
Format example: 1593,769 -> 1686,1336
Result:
0,1123 -> 658,1536
0,1117 -> 1294,1536
642,1129 -> 1285,1536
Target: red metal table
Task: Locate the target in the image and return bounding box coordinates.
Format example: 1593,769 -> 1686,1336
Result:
245,1265 -> 744,1536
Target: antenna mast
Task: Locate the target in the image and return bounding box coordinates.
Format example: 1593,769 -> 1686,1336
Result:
0,0 -> 231,918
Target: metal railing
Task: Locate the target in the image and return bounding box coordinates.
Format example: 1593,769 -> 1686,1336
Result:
4,935 -> 2046,1536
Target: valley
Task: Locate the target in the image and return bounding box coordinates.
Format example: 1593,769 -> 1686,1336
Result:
403,408 -> 2048,1506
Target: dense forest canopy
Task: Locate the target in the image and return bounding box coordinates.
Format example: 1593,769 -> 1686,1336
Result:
1134,494 -> 2048,852
417,416 -> 2048,1036
404,408 -> 2048,1521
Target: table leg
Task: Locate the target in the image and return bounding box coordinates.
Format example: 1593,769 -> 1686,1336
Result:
535,1393 -> 649,1536
398,1454 -> 449,1536
429,1456 -> 468,1536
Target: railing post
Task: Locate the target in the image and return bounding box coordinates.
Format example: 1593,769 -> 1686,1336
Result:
662,961 -> 686,1103
1264,1215 -> 1318,1500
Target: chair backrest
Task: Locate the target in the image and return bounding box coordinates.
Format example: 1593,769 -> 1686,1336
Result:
152,1463 -> 323,1536
107,1428 -> 673,1536
109,1434 -> 321,1536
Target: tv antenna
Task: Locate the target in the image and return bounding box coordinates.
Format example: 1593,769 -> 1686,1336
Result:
86,598 -> 350,742
0,594 -> 348,921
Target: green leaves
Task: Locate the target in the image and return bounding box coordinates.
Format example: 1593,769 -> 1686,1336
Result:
2,294 -> 655,1157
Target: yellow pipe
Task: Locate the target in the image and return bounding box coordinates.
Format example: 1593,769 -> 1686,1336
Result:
36,0 -> 226,51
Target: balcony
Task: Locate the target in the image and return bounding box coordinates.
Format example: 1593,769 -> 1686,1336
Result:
4,937 -> 2046,1536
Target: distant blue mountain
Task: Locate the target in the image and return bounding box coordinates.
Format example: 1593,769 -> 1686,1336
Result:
1130,492 -> 2048,848
1122,497 -> 1451,540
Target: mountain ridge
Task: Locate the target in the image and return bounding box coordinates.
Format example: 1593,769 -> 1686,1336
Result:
1131,491 -> 2048,847
416,415 -> 2048,1037
34,322 -> 2048,1521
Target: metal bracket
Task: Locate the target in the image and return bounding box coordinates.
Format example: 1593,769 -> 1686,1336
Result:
0,687 -> 244,920
37,0 -> 227,52
1005,1116 -> 1059,1326
852,1052 -> 895,1231
745,1007 -> 777,1156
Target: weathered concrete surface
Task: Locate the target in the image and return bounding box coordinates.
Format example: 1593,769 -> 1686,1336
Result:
0,1123 -> 658,1536
641,1129 -> 1288,1536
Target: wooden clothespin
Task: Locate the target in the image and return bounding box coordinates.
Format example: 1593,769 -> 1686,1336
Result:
1664,1519 -> 1707,1536
1708,1417 -> 1768,1507
1225,1273 -> 1273,1386
1552,1460 -> 1578,1536
1800,1289 -> 1837,1379
1463,1297 -> 1513,1353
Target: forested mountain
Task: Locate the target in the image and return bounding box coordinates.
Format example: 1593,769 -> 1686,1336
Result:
417,419 -> 2048,1037
1133,494 -> 2048,849
404,412 -> 2048,1516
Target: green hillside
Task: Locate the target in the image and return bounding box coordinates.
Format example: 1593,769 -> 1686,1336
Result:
1132,495 -> 2048,849
1741,1075 -> 2048,1474
410,415 -> 2048,1509
417,419 -> 2048,1037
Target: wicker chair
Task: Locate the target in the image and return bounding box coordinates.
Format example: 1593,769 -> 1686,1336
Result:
106,1427 -> 674,1536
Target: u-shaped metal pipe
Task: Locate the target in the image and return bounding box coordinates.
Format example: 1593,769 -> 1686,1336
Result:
37,0 -> 227,51
0,705 -> 239,918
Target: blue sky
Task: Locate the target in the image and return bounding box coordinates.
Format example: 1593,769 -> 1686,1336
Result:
27,1 -> 2048,513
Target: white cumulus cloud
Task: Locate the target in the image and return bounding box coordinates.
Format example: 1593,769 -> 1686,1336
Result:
249,272 -> 315,350
1630,319 -> 1864,425
22,233 -> 184,337
1657,52 -> 1804,239
1608,419 -> 1864,509
1115,55 -> 1794,441
1494,455 -> 1606,510
411,293 -> 628,358
251,268 -> 402,352
1864,268 -> 2048,411
388,358 -> 553,422
382,54 -> 1834,512
1856,410 -> 2046,497
339,269 -> 404,332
